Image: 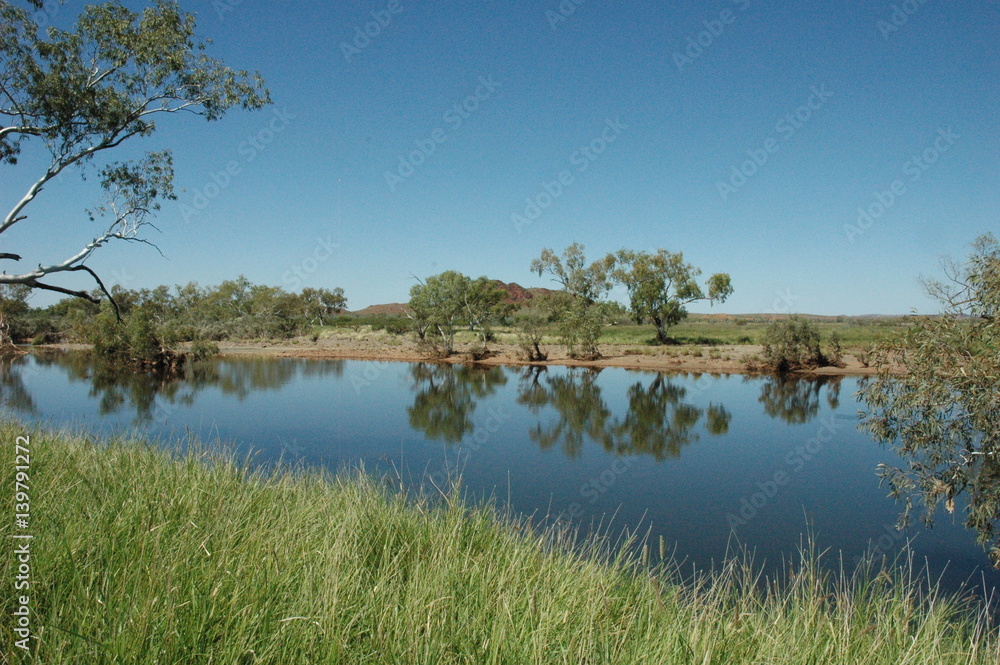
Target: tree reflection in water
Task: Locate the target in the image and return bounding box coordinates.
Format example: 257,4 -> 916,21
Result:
19,352 -> 345,424
407,363 -> 507,443
0,355 -> 36,415
516,367 -> 731,460
518,367 -> 614,456
755,374 -> 842,425
3,355 -> 848,464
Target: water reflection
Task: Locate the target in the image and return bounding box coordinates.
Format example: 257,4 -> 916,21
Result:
22,352 -> 345,424
5,352 -> 999,582
756,375 -> 842,425
3,353 -> 846,455
407,363 -> 507,443
0,356 -> 36,415
515,367 -> 732,460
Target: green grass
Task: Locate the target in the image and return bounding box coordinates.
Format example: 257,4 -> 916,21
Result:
316,314 -> 907,353
4,420 -> 996,664
596,317 -> 907,348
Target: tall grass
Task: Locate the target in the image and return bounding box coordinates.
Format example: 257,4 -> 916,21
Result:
1,420 -> 996,664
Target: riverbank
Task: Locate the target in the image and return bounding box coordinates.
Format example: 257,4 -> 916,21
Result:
1,420 -> 994,663
215,333 -> 880,376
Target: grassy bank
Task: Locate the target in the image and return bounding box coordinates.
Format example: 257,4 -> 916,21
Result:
1,421 -> 996,664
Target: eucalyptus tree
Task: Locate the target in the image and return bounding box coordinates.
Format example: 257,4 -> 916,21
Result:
610,249 -> 733,344
860,234 -> 1000,564
530,243 -> 614,359
300,287 -> 347,325
0,0 -> 270,307
408,271 -> 510,356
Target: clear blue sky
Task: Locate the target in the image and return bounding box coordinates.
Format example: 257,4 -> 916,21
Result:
7,0 -> 998,314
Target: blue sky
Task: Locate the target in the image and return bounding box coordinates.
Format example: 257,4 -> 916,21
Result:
6,0 -> 998,314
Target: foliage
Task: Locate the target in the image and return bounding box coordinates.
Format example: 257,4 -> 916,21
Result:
300,287 -> 347,325
42,276 -> 348,349
513,305 -> 549,362
559,300 -> 607,360
610,249 -> 733,344
188,338 -> 220,362
0,283 -> 30,348
860,234 -> 1000,564
759,317 -> 829,373
408,271 -> 511,356
531,244 -> 613,359
87,301 -> 183,371
0,0 -> 269,304
827,332 -> 844,366
530,242 -> 613,304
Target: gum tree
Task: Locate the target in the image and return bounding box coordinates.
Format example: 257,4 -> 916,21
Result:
408,271 -> 509,356
530,243 -> 614,359
0,0 -> 270,308
860,234 -> 1000,564
611,249 -> 733,344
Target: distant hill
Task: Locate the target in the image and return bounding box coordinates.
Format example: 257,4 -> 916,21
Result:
349,282 -> 558,317
349,293 -> 908,321
494,281 -> 557,304
349,303 -> 410,317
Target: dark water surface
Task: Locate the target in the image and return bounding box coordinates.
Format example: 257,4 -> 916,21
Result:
4,352 -> 997,595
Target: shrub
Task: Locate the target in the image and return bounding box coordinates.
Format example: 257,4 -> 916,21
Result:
514,313 -> 548,362
827,332 -> 844,367
760,317 -> 827,373
189,339 -> 220,361
565,307 -> 604,360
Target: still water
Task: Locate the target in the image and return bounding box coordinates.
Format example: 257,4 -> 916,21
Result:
3,351 -> 997,594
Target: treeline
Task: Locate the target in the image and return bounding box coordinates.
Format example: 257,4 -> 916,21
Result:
0,241 -> 735,365
0,277 -> 346,350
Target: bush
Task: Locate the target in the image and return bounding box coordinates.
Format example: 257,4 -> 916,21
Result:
514,312 -> 548,362
760,317 -> 827,373
827,332 -> 844,367
189,339 -> 220,362
383,318 -> 411,336
86,303 -> 184,372
559,303 -> 604,360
